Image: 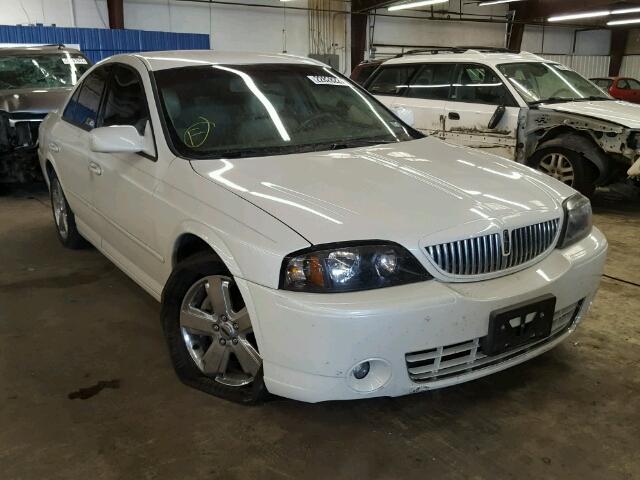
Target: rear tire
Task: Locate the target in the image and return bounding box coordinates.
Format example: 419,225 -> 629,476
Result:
529,147 -> 597,198
49,171 -> 87,249
161,252 -> 268,404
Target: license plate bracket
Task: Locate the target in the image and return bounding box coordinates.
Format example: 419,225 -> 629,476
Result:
481,294 -> 556,356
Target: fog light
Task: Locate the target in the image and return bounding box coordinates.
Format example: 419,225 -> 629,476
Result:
352,361 -> 370,379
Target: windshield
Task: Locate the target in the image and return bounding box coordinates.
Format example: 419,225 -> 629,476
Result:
154,64 -> 418,159
497,62 -> 610,105
0,52 -> 90,90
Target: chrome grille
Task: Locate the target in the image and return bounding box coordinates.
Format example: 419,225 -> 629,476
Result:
425,218 -> 560,277
405,300 -> 582,383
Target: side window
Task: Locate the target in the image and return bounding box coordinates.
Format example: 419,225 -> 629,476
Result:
63,66 -> 109,130
627,78 -> 640,90
406,63 -> 454,100
618,79 -> 629,90
62,86 -> 82,122
367,65 -> 418,96
451,64 -> 514,106
628,78 -> 640,89
100,64 -> 149,135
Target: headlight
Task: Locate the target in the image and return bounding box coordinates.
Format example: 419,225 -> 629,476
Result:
558,194 -> 592,248
281,242 -> 432,293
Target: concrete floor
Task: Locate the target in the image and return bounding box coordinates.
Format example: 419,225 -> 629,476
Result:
0,186 -> 639,480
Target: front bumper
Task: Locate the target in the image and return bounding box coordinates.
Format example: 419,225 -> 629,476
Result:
239,228 -> 607,403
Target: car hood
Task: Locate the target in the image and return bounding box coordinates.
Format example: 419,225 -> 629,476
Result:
539,100 -> 640,129
0,87 -> 72,114
190,138 -> 574,248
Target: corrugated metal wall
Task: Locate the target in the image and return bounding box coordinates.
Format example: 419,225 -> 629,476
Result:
0,24 -> 210,63
620,55 -> 640,79
538,54 -> 611,79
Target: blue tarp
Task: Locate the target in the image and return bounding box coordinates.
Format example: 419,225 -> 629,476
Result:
0,24 -> 210,63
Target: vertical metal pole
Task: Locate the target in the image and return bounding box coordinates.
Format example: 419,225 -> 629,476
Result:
106,0 -> 124,29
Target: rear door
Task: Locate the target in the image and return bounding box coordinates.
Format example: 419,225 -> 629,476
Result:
48,65 -> 111,245
393,63 -> 454,137
443,63 -> 519,160
366,64 -> 422,117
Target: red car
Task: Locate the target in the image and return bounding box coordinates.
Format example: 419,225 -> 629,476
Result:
591,76 -> 640,103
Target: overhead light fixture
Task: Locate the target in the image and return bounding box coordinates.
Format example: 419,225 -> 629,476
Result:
478,0 -> 525,6
608,17 -> 640,26
388,0 -> 448,12
611,7 -> 640,15
548,10 -> 610,22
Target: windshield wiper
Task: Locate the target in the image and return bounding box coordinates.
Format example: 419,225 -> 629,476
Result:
530,95 -> 611,106
189,138 -> 399,159
198,146 -> 294,159
529,97 -> 576,106
327,138 -> 398,150
581,95 -> 611,102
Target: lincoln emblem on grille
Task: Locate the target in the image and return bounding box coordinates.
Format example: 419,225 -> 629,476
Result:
502,229 -> 511,256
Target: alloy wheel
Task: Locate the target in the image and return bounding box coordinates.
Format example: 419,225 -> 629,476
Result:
538,153 -> 575,186
51,180 -> 69,240
180,275 -> 261,387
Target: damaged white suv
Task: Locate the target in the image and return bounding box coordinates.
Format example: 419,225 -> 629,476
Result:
366,48 -> 640,197
39,51 -> 607,403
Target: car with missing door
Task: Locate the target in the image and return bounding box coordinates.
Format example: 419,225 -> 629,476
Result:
364,48 -> 640,198
38,50 -> 606,403
0,44 -> 91,184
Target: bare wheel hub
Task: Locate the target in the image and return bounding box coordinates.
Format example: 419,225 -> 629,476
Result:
180,275 -> 261,387
538,153 -> 575,186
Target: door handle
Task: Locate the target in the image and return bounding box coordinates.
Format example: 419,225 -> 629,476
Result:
448,112 -> 461,120
48,142 -> 60,153
88,162 -> 102,176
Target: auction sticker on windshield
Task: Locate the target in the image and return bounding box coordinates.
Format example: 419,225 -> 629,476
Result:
62,57 -> 88,64
307,75 -> 347,86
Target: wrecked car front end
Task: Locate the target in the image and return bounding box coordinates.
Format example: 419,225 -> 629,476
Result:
0,89 -> 70,183
520,105 -> 640,186
0,112 -> 43,183
0,46 -> 90,184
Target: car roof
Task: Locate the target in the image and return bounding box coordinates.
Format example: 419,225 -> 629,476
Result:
382,49 -> 547,67
0,44 -> 84,56
124,50 -> 327,71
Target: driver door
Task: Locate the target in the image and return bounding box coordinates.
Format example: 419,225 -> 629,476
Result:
89,63 -> 165,291
443,63 -> 519,160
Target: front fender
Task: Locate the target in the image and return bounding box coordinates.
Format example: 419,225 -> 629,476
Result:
169,220 -> 243,279
157,162 -> 311,292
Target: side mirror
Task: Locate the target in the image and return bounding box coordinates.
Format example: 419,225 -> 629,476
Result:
488,105 -> 506,130
90,125 -> 145,153
392,106 -> 415,127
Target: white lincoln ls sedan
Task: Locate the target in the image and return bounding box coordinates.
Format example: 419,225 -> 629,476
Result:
38,51 -> 607,403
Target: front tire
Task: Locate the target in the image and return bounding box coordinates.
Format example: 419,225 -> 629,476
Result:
530,147 -> 597,198
161,252 -> 267,404
49,172 -> 87,249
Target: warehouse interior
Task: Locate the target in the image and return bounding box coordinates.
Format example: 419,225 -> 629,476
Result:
1,1 -> 639,479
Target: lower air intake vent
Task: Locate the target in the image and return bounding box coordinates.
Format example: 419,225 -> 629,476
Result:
406,300 -> 582,383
